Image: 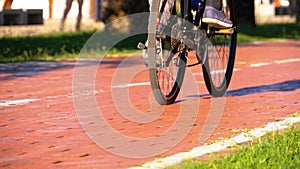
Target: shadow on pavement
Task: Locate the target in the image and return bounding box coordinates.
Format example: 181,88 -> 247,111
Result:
0,62 -> 75,81
0,58 -> 144,82
186,79 -> 300,99
227,79 -> 300,96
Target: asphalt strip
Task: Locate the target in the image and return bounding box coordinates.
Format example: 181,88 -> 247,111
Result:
129,114 -> 300,169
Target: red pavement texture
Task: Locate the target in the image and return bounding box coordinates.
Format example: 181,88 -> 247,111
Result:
0,40 -> 299,168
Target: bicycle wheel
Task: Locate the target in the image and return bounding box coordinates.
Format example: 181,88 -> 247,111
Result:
202,0 -> 237,97
148,0 -> 188,105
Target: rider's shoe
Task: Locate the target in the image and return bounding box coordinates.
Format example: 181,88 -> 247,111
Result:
202,6 -> 233,28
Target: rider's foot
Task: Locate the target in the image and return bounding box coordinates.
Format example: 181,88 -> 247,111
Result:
202,6 -> 233,28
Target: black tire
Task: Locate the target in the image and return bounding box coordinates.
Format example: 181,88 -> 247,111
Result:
202,0 -> 237,97
148,0 -> 188,105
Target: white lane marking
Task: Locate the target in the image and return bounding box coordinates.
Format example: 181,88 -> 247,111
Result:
194,58 -> 299,75
0,99 -> 41,107
250,62 -> 270,67
71,89 -> 108,98
274,58 -> 300,64
192,68 -> 240,76
129,115 -> 300,169
250,58 -> 300,68
112,82 -> 151,89
3,58 -> 298,107
210,69 -> 226,75
1,90 -> 108,107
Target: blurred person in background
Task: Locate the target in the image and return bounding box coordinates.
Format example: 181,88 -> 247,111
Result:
60,0 -> 83,31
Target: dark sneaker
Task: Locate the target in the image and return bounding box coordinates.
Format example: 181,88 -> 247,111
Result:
202,6 -> 233,28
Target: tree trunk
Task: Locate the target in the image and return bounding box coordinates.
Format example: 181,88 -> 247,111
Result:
49,0 -> 53,19
3,0 -> 13,9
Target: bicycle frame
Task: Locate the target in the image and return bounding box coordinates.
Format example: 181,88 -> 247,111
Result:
172,0 -> 208,65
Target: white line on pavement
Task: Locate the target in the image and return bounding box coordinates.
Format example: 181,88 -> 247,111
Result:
113,57 -> 299,87
250,62 -> 270,67
0,99 -> 41,107
112,82 -> 151,88
274,58 -> 300,64
1,90 -> 109,107
3,58 -> 299,107
250,58 -> 300,68
192,68 -> 240,76
129,115 -> 300,169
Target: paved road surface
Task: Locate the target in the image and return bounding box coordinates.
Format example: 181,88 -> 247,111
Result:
0,41 -> 299,168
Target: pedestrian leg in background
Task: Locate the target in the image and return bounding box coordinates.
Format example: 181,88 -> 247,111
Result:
76,0 -> 83,31
60,0 -> 73,31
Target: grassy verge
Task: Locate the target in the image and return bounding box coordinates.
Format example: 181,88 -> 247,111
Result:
238,23 -> 300,43
0,31 -> 93,62
0,23 -> 299,63
168,123 -> 300,169
0,29 -> 147,63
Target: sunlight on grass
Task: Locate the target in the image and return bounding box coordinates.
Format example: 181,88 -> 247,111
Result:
168,123 -> 300,169
0,23 -> 299,62
238,23 -> 300,43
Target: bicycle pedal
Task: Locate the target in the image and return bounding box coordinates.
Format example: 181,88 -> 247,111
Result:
215,28 -> 234,34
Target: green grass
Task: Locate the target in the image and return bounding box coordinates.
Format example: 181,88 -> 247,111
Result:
0,23 -> 299,62
238,23 -> 300,42
0,30 -> 146,63
168,123 -> 300,169
0,30 -> 92,62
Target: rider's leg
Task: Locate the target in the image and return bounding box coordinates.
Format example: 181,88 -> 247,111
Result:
207,0 -> 222,10
202,0 -> 232,28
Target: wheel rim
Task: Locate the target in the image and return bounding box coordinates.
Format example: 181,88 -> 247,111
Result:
207,33 -> 233,88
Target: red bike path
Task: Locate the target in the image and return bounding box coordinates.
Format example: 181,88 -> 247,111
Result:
0,40 -> 299,168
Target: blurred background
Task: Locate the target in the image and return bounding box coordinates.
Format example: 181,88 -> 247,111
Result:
0,0 -> 299,29
0,0 -> 299,62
